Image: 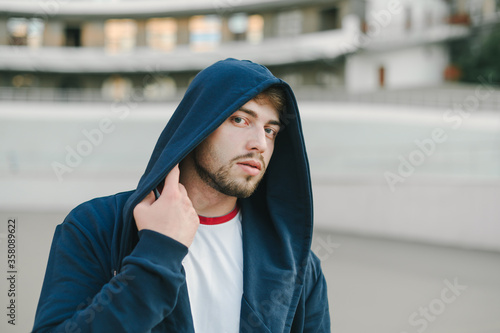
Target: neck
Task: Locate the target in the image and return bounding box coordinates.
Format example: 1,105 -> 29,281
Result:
179,155 -> 237,217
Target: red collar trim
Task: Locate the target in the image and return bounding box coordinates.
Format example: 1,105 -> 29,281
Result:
198,206 -> 239,225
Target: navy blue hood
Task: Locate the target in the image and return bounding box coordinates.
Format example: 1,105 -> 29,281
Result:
116,60 -> 314,329
117,58 -> 313,268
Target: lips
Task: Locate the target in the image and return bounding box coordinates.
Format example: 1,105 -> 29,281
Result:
236,159 -> 262,176
238,160 -> 262,170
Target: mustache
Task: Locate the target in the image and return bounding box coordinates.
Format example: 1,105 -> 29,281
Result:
231,152 -> 266,170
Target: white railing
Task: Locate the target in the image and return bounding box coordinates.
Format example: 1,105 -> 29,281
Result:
0,87 -> 184,103
2,84 -> 500,111
0,87 -> 103,102
293,84 -> 500,111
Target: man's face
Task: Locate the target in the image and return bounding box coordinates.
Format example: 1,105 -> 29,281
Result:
192,97 -> 281,198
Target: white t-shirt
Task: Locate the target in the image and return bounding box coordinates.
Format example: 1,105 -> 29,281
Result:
182,206 -> 243,333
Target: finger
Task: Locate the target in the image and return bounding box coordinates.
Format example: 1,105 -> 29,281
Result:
139,191 -> 156,206
178,183 -> 188,196
163,164 -> 180,191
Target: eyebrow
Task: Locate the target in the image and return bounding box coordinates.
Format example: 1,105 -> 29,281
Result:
237,107 -> 281,127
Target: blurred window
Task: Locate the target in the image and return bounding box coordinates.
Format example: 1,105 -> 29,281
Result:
7,17 -> 44,48
227,13 -> 264,44
378,66 -> 385,88
276,10 -> 303,37
482,0 -> 497,17
405,6 -> 412,31
247,14 -> 264,44
144,76 -> 177,101
320,7 -> 340,31
59,76 -> 82,89
11,74 -> 37,88
228,13 -> 248,41
425,9 -> 433,28
102,75 -> 133,101
316,71 -> 340,87
189,15 -> 221,52
65,25 -> 81,47
104,19 -> 137,54
452,0 -> 468,14
146,18 -> 177,52
280,73 -> 303,88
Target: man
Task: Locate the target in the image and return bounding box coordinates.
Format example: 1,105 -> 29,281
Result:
33,58 -> 330,332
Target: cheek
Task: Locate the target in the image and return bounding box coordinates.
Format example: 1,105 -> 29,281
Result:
207,126 -> 236,150
200,137 -> 232,167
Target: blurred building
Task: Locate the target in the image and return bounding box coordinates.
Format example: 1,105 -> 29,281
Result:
0,0 -> 356,102
0,0 -> 495,103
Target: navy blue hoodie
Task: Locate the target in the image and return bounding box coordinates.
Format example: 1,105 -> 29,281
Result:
33,58 -> 330,332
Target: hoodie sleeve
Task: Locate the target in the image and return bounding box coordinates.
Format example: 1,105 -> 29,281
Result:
302,252 -> 331,332
32,219 -> 189,333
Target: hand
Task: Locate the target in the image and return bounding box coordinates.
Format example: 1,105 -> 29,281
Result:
133,164 -> 199,247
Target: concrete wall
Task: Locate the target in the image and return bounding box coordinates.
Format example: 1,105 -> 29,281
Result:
1,100 -> 499,251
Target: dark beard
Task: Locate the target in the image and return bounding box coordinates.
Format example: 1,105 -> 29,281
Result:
193,150 -> 265,198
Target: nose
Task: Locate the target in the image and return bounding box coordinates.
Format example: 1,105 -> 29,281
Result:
246,127 -> 267,153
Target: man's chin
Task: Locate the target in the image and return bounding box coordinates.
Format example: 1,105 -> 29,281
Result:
219,176 -> 262,198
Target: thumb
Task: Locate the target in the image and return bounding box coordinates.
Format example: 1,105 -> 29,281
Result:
163,164 -> 180,191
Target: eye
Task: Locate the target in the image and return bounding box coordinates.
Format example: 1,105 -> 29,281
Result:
265,127 -> 278,139
231,116 -> 248,127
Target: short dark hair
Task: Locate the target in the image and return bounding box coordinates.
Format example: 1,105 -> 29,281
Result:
254,85 -> 286,116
